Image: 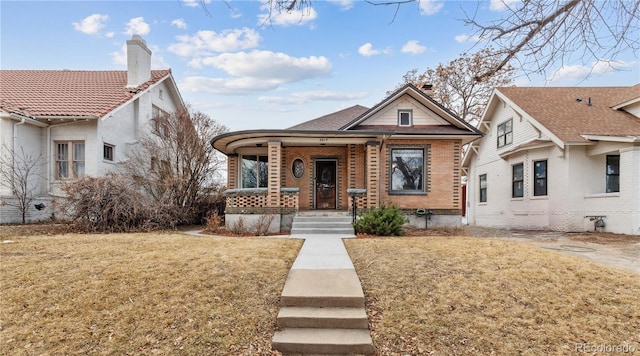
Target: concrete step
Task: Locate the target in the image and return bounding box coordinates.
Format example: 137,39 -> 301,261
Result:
280,269 -> 365,308
292,221 -> 353,229
290,227 -> 355,235
277,307 -> 369,329
293,216 -> 353,223
272,328 -> 374,355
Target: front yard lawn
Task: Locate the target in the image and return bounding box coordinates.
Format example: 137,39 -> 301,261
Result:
345,236 -> 640,355
0,233 -> 301,355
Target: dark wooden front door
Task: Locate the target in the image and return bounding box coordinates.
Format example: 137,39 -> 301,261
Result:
315,160 -> 336,209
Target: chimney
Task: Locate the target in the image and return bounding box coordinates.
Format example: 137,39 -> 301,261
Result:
126,35 -> 152,88
421,84 -> 434,97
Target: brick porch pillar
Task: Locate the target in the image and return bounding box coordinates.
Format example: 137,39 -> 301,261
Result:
366,141 -> 380,208
268,141 -> 282,208
227,154 -> 238,189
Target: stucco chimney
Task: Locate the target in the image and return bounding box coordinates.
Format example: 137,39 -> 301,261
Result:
126,35 -> 152,88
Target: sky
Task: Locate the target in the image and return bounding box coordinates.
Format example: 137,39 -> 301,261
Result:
1,0 -> 639,132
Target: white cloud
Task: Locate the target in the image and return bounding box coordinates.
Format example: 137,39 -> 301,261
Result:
110,43 -> 169,69
260,90 -> 368,105
257,5 -> 317,27
105,32 -> 115,38
401,40 -> 427,54
419,0 -> 444,15
171,18 -> 187,29
327,0 -> 355,10
73,14 -> 109,35
168,28 -> 260,57
182,0 -> 210,7
490,0 -> 520,12
549,60 -> 638,82
454,33 -> 481,43
179,51 -> 332,95
197,50 -> 332,82
124,17 -> 150,35
358,43 -> 378,57
179,76 -> 284,95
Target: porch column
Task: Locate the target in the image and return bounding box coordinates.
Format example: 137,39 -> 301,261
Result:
366,141 -> 380,208
268,141 -> 282,208
227,154 -> 238,189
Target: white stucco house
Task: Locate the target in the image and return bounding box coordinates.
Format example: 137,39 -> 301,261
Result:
0,35 -> 184,223
462,85 -> 640,235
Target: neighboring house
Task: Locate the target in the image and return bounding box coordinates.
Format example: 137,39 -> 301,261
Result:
462,85 -> 640,235
0,35 -> 184,223
211,84 -> 482,233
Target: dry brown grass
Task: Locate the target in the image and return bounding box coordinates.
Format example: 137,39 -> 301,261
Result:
345,236 -> 640,355
0,232 -> 301,355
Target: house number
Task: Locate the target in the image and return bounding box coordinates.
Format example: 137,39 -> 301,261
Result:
319,138 -> 328,142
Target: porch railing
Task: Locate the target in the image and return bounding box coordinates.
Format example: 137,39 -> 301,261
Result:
224,188 -> 299,214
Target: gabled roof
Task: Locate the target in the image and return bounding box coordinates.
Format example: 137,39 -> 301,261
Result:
341,83 -> 482,134
288,105 -> 369,130
0,69 -> 172,119
496,85 -> 640,143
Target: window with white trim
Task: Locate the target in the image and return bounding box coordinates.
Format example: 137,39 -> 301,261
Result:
398,110 -> 413,127
479,174 -> 487,203
103,143 -> 114,162
497,119 -> 513,148
512,163 -> 524,198
56,141 -> 85,179
606,155 -> 620,193
533,160 -> 547,196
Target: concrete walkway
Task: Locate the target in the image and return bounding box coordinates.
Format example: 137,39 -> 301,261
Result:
272,233 -> 375,355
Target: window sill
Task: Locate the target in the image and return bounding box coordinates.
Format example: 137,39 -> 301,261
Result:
478,202 -> 488,206
389,191 -> 427,196
530,196 -> 548,200
585,192 -> 620,199
511,197 -> 524,201
103,160 -> 116,165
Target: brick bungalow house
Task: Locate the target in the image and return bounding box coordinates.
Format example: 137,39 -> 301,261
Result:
0,35 -> 184,223
211,84 -> 483,233
462,85 -> 640,235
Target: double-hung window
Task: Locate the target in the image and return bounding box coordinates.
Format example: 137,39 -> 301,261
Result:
606,155 -> 620,193
390,148 -> 425,193
56,141 -> 85,179
103,143 -> 114,162
512,163 -> 524,198
479,174 -> 487,203
533,160 -> 547,196
241,155 -> 268,188
497,119 -> 513,148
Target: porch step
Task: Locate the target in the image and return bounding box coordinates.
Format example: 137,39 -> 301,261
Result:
290,215 -> 355,236
280,269 -> 365,308
277,306 -> 369,329
272,328 -> 374,355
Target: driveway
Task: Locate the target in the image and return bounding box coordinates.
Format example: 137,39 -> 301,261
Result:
463,226 -> 640,274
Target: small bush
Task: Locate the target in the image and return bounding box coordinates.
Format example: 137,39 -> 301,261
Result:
228,216 -> 247,235
203,210 -> 224,234
252,214 -> 276,236
355,203 -> 407,236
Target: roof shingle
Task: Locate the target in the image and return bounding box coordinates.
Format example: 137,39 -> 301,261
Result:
498,85 -> 640,143
287,105 -> 369,131
0,69 -> 171,118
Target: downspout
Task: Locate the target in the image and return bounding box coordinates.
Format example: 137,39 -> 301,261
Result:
12,117 -> 27,189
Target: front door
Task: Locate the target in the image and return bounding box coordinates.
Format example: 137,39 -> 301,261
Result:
315,160 -> 337,210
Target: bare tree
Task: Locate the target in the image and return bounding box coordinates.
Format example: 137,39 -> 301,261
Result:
464,0 -> 640,80
123,106 -> 228,223
393,48 -> 515,125
254,0 -> 638,80
0,145 -> 43,223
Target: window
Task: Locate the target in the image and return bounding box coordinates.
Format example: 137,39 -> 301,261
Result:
512,163 -> 524,198
606,155 -> 620,193
152,105 -> 170,135
398,110 -> 413,127
241,155 -> 268,188
56,141 -> 85,179
479,174 -> 487,203
390,148 -> 424,193
533,160 -> 547,196
497,119 -> 513,148
103,143 -> 114,161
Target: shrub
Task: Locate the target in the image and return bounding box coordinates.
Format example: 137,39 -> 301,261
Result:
354,203 -> 407,236
61,174 -> 183,233
203,210 -> 224,234
252,214 -> 276,236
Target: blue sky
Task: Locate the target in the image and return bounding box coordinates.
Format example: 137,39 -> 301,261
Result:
2,0 -> 638,131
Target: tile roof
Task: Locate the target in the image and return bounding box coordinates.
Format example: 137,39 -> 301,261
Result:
0,69 -> 171,119
287,105 -> 369,130
498,85 -> 640,143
